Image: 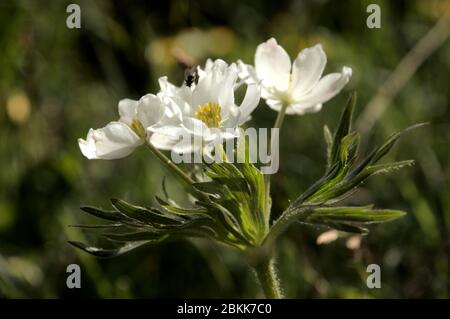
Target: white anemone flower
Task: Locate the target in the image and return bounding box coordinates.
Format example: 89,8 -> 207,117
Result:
238,38 -> 352,115
149,59 -> 260,154
78,94 -> 165,160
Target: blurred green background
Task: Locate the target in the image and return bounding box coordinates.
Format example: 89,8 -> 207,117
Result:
0,0 -> 449,298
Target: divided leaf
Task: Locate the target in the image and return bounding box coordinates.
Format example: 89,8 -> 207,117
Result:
68,240 -> 151,258
266,93 -> 421,242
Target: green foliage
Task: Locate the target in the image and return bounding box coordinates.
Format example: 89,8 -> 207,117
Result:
70,197 -> 215,257
267,93 -> 424,242
71,142 -> 269,256
72,93 -> 422,260
197,144 -> 269,246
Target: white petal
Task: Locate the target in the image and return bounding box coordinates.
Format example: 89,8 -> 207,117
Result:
237,60 -> 258,85
207,59 -> 228,74
218,128 -> 240,140
94,122 -> 142,159
237,83 -> 260,125
291,44 -> 327,99
182,117 -> 211,137
255,38 -> 291,92
79,122 -> 142,160
172,137 -> 201,154
192,59 -> 237,108
217,64 -> 238,108
149,133 -> 179,151
221,106 -> 240,128
158,77 -> 193,115
199,58 -> 214,75
78,129 -> 97,159
149,125 -> 184,138
294,66 -> 352,109
164,100 -> 185,124
158,76 -> 179,95
192,69 -> 213,107
292,103 -> 323,115
118,99 -> 138,126
149,126 -> 185,150
260,86 -> 276,100
265,99 -> 298,115
137,94 -> 165,128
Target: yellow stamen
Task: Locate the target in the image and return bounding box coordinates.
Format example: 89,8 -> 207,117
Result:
195,102 -> 222,128
130,117 -> 146,138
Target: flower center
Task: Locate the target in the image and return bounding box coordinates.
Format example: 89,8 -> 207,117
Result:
195,102 -> 222,128
130,117 -> 146,138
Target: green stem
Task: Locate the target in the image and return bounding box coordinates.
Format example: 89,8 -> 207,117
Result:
253,257 -> 283,299
266,102 -> 289,158
263,103 -> 289,219
145,143 -> 211,202
273,103 -> 289,131
145,143 -> 194,186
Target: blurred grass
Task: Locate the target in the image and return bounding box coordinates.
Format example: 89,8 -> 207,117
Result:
0,0 -> 449,298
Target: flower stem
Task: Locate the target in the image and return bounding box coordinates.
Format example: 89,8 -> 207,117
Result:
263,103 -> 288,218
145,143 -> 194,186
258,104 -> 288,298
146,143 -> 213,203
273,103 -> 289,131
253,257 -> 283,299
266,103 -> 289,157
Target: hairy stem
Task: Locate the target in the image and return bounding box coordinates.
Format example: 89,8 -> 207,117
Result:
145,143 -> 212,202
264,103 -> 288,220
145,143 -> 194,186
273,103 -> 289,132
253,256 -> 283,299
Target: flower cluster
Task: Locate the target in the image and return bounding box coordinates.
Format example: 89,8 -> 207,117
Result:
79,38 -> 352,159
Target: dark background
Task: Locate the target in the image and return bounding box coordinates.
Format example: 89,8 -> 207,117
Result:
0,0 -> 449,298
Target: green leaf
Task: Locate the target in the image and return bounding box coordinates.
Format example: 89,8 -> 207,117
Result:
291,116 -> 424,207
111,198 -> 182,226
161,176 -> 169,200
366,160 -> 415,176
339,132 -> 360,166
317,221 -> 369,234
155,196 -> 210,218
69,223 -> 123,229
307,206 -> 406,224
265,206 -> 316,244
328,92 -> 356,170
310,161 -> 415,205
198,144 -> 269,245
68,240 -> 150,258
192,181 -> 225,197
196,200 -> 251,245
349,123 -> 427,178
370,123 -> 427,165
80,206 -> 125,222
324,125 -> 333,167
104,232 -> 168,242
263,93 -> 421,243
266,204 -> 405,243
290,163 -> 341,206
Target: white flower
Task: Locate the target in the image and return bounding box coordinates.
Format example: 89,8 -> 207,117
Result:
78,94 -> 165,160
238,38 -> 352,115
149,59 -> 260,154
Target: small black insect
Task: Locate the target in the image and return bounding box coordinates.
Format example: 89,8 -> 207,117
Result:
184,67 -> 199,87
